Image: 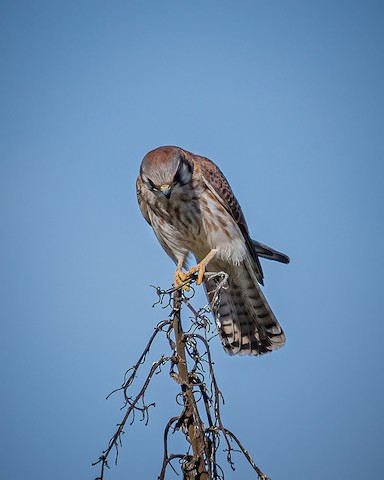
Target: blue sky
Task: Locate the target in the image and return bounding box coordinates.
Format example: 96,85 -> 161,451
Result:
1,1 -> 383,479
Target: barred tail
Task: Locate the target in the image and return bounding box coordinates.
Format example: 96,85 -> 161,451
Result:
203,260 -> 285,356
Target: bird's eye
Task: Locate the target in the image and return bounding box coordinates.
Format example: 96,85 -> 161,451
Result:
145,177 -> 156,191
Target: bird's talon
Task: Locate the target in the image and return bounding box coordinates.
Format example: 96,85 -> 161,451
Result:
174,249 -> 217,289
174,270 -> 191,290
197,266 -> 205,285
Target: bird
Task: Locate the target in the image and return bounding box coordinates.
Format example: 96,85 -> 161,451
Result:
136,146 -> 289,356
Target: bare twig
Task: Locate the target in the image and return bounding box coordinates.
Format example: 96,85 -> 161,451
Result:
93,279 -> 271,480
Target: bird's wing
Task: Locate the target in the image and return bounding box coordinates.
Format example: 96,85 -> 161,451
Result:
196,155 -> 247,226
136,176 -> 151,225
196,154 -> 265,284
252,239 -> 290,264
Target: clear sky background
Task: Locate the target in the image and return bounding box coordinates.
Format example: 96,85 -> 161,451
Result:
1,1 -> 383,479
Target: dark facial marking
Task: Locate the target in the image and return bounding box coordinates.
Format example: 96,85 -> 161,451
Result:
173,157 -> 193,186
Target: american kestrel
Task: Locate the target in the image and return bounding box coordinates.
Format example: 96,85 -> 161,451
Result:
136,146 -> 289,356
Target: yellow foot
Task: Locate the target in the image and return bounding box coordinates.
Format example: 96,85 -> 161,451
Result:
183,263 -> 205,286
174,268 -> 190,290
174,249 -> 218,289
173,258 -> 191,290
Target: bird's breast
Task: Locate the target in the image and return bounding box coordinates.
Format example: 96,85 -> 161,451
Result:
149,187 -> 247,265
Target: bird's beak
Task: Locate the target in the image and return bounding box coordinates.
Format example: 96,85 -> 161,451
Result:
159,184 -> 172,199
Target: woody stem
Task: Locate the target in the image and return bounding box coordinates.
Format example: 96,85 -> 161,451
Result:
172,289 -> 210,479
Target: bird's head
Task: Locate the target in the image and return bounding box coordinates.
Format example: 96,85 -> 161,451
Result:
139,146 -> 194,200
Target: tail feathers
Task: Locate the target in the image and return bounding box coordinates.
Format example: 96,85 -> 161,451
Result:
204,261 -> 285,356
252,239 -> 290,264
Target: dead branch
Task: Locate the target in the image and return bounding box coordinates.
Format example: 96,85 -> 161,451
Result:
93,276 -> 271,480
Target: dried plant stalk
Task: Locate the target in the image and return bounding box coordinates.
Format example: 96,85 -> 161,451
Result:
93,276 -> 271,480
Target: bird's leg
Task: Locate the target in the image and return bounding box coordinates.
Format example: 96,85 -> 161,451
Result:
184,249 -> 218,286
174,258 -> 188,288
174,250 -> 218,289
